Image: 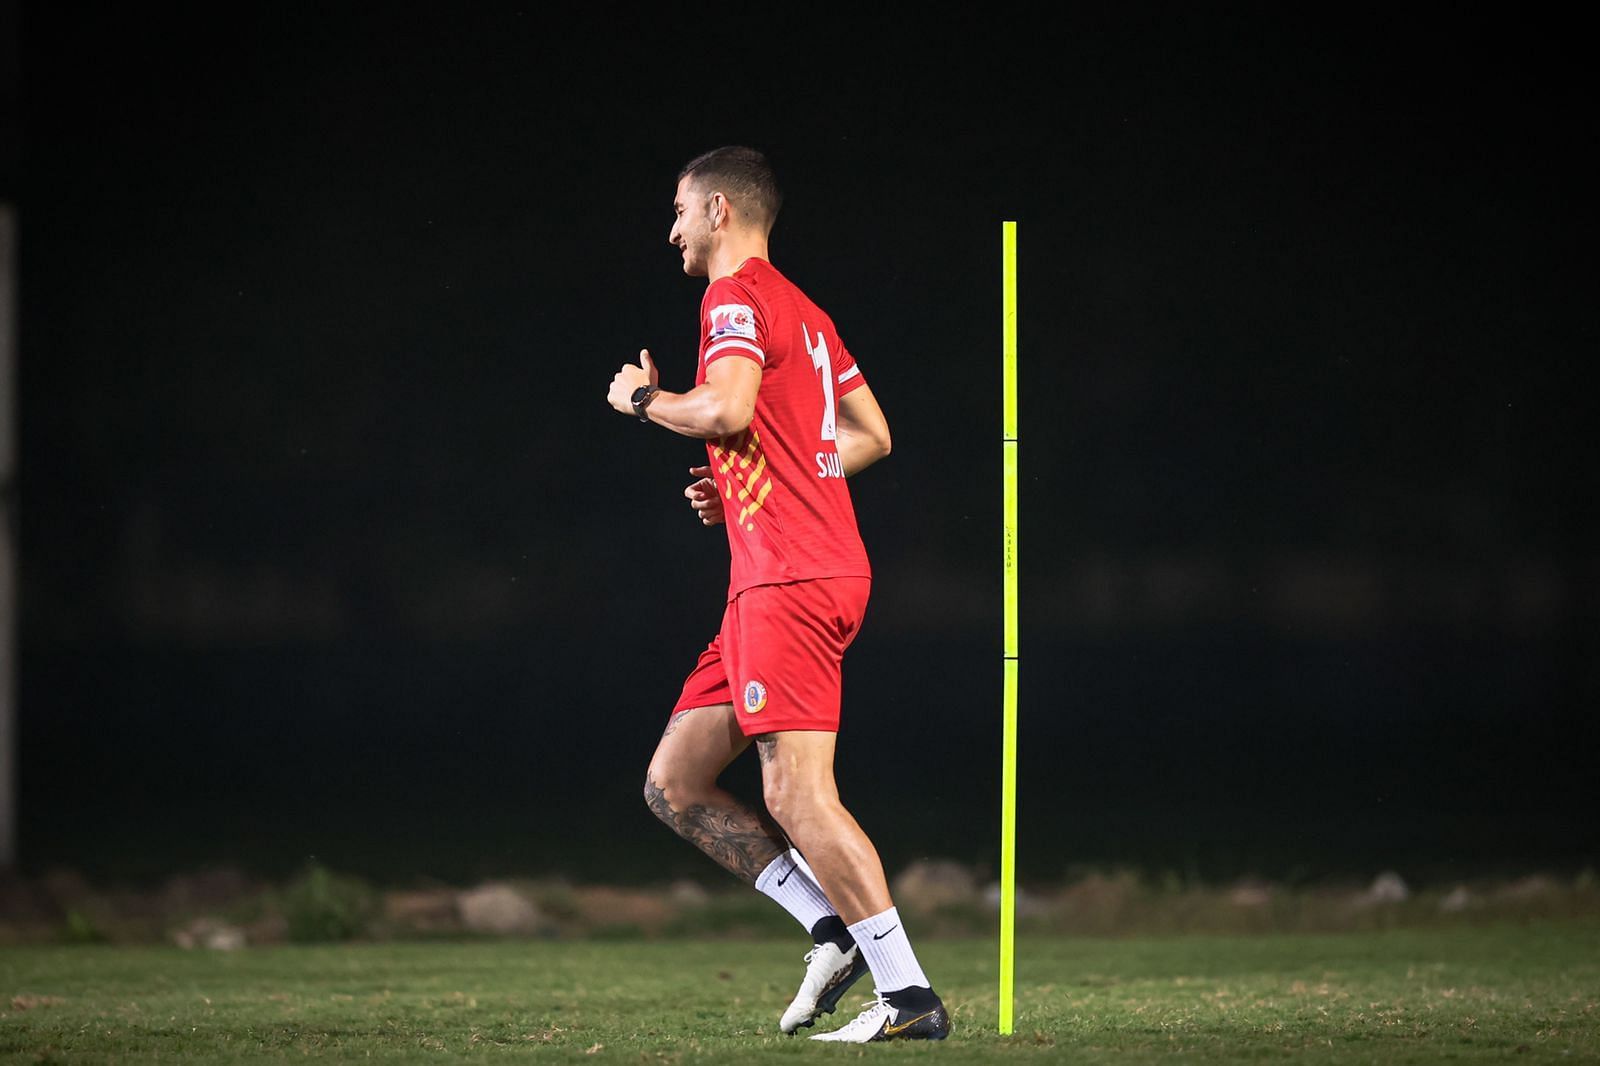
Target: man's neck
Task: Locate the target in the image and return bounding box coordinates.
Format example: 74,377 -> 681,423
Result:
708,235 -> 770,282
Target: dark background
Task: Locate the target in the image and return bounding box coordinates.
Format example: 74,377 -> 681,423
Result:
5,8 -> 1594,890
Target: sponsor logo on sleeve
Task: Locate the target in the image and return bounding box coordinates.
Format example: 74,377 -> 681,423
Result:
709,304 -> 757,341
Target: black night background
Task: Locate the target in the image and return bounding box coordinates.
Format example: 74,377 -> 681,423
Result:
2,7 -> 1594,896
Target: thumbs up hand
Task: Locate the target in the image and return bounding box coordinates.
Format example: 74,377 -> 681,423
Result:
608,348 -> 660,415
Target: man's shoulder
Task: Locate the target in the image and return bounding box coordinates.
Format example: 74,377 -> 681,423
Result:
740,259 -> 833,325
702,271 -> 763,313
737,257 -> 810,300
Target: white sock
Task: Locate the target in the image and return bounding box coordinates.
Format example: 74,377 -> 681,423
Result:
755,848 -> 837,933
849,906 -> 930,993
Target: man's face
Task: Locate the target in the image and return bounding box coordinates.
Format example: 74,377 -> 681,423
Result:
669,175 -> 714,277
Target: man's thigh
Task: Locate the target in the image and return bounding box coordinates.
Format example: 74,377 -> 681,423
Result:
648,702 -> 748,787
754,729 -> 841,801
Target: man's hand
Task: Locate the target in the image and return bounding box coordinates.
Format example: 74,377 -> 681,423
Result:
835,383 -> 892,476
685,465 -> 724,526
608,349 -> 661,416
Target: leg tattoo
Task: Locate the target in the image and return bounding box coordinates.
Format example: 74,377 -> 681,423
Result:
644,775 -> 787,884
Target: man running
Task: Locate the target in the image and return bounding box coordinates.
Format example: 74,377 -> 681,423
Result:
605,145 -> 951,1043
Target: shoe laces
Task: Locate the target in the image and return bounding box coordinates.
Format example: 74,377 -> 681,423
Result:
797,945 -> 846,999
860,992 -> 889,1010
808,991 -> 894,1042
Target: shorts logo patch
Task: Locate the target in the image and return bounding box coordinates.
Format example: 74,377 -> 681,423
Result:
709,304 -> 757,341
742,680 -> 768,714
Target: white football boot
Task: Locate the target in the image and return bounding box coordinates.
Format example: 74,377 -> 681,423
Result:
778,941 -> 868,1034
808,989 -> 951,1042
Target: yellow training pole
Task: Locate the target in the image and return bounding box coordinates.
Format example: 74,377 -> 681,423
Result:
999,220 -> 1019,1035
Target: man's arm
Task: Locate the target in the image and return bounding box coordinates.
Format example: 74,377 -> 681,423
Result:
608,349 -> 761,439
835,383 -> 891,477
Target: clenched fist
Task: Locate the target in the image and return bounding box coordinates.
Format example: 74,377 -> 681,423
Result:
684,465 -> 724,526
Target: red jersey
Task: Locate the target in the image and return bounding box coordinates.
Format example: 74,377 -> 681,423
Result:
694,257 -> 872,600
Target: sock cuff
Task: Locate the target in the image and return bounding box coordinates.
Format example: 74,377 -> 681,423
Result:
848,905 -> 928,993
847,905 -> 902,940
755,851 -> 838,936
754,853 -> 793,893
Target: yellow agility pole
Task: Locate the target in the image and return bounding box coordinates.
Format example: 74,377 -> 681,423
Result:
999,220 -> 1019,1035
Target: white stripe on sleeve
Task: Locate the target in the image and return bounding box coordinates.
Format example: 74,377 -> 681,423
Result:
838,365 -> 861,383
704,338 -> 766,364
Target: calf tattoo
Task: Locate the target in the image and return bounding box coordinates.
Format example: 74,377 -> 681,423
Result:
644,776 -> 786,884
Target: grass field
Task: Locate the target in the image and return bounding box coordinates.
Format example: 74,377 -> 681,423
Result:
4,921 -> 1597,1063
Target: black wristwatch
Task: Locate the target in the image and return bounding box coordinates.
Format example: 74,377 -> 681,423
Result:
630,385 -> 660,422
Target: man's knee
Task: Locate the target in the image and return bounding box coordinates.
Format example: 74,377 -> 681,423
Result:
761,777 -> 792,832
761,769 -> 830,835
760,735 -> 846,835
643,704 -> 742,820
644,755 -> 715,818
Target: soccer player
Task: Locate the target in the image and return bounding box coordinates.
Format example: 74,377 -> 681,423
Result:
605,146 -> 951,1043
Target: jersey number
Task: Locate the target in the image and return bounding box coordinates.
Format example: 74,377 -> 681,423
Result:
804,325 -> 837,442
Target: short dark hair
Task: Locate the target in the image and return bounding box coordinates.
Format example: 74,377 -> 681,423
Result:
678,146 -> 783,232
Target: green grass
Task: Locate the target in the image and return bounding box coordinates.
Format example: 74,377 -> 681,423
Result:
4,922 -> 1598,1062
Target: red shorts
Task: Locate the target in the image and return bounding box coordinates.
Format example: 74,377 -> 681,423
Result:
672,577 -> 871,735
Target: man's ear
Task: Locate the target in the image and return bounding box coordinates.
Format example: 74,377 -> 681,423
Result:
709,192 -> 728,229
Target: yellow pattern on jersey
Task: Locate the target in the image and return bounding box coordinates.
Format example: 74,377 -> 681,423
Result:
711,429 -> 774,533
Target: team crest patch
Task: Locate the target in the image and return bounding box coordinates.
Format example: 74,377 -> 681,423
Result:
742,680 -> 768,714
709,304 -> 757,340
